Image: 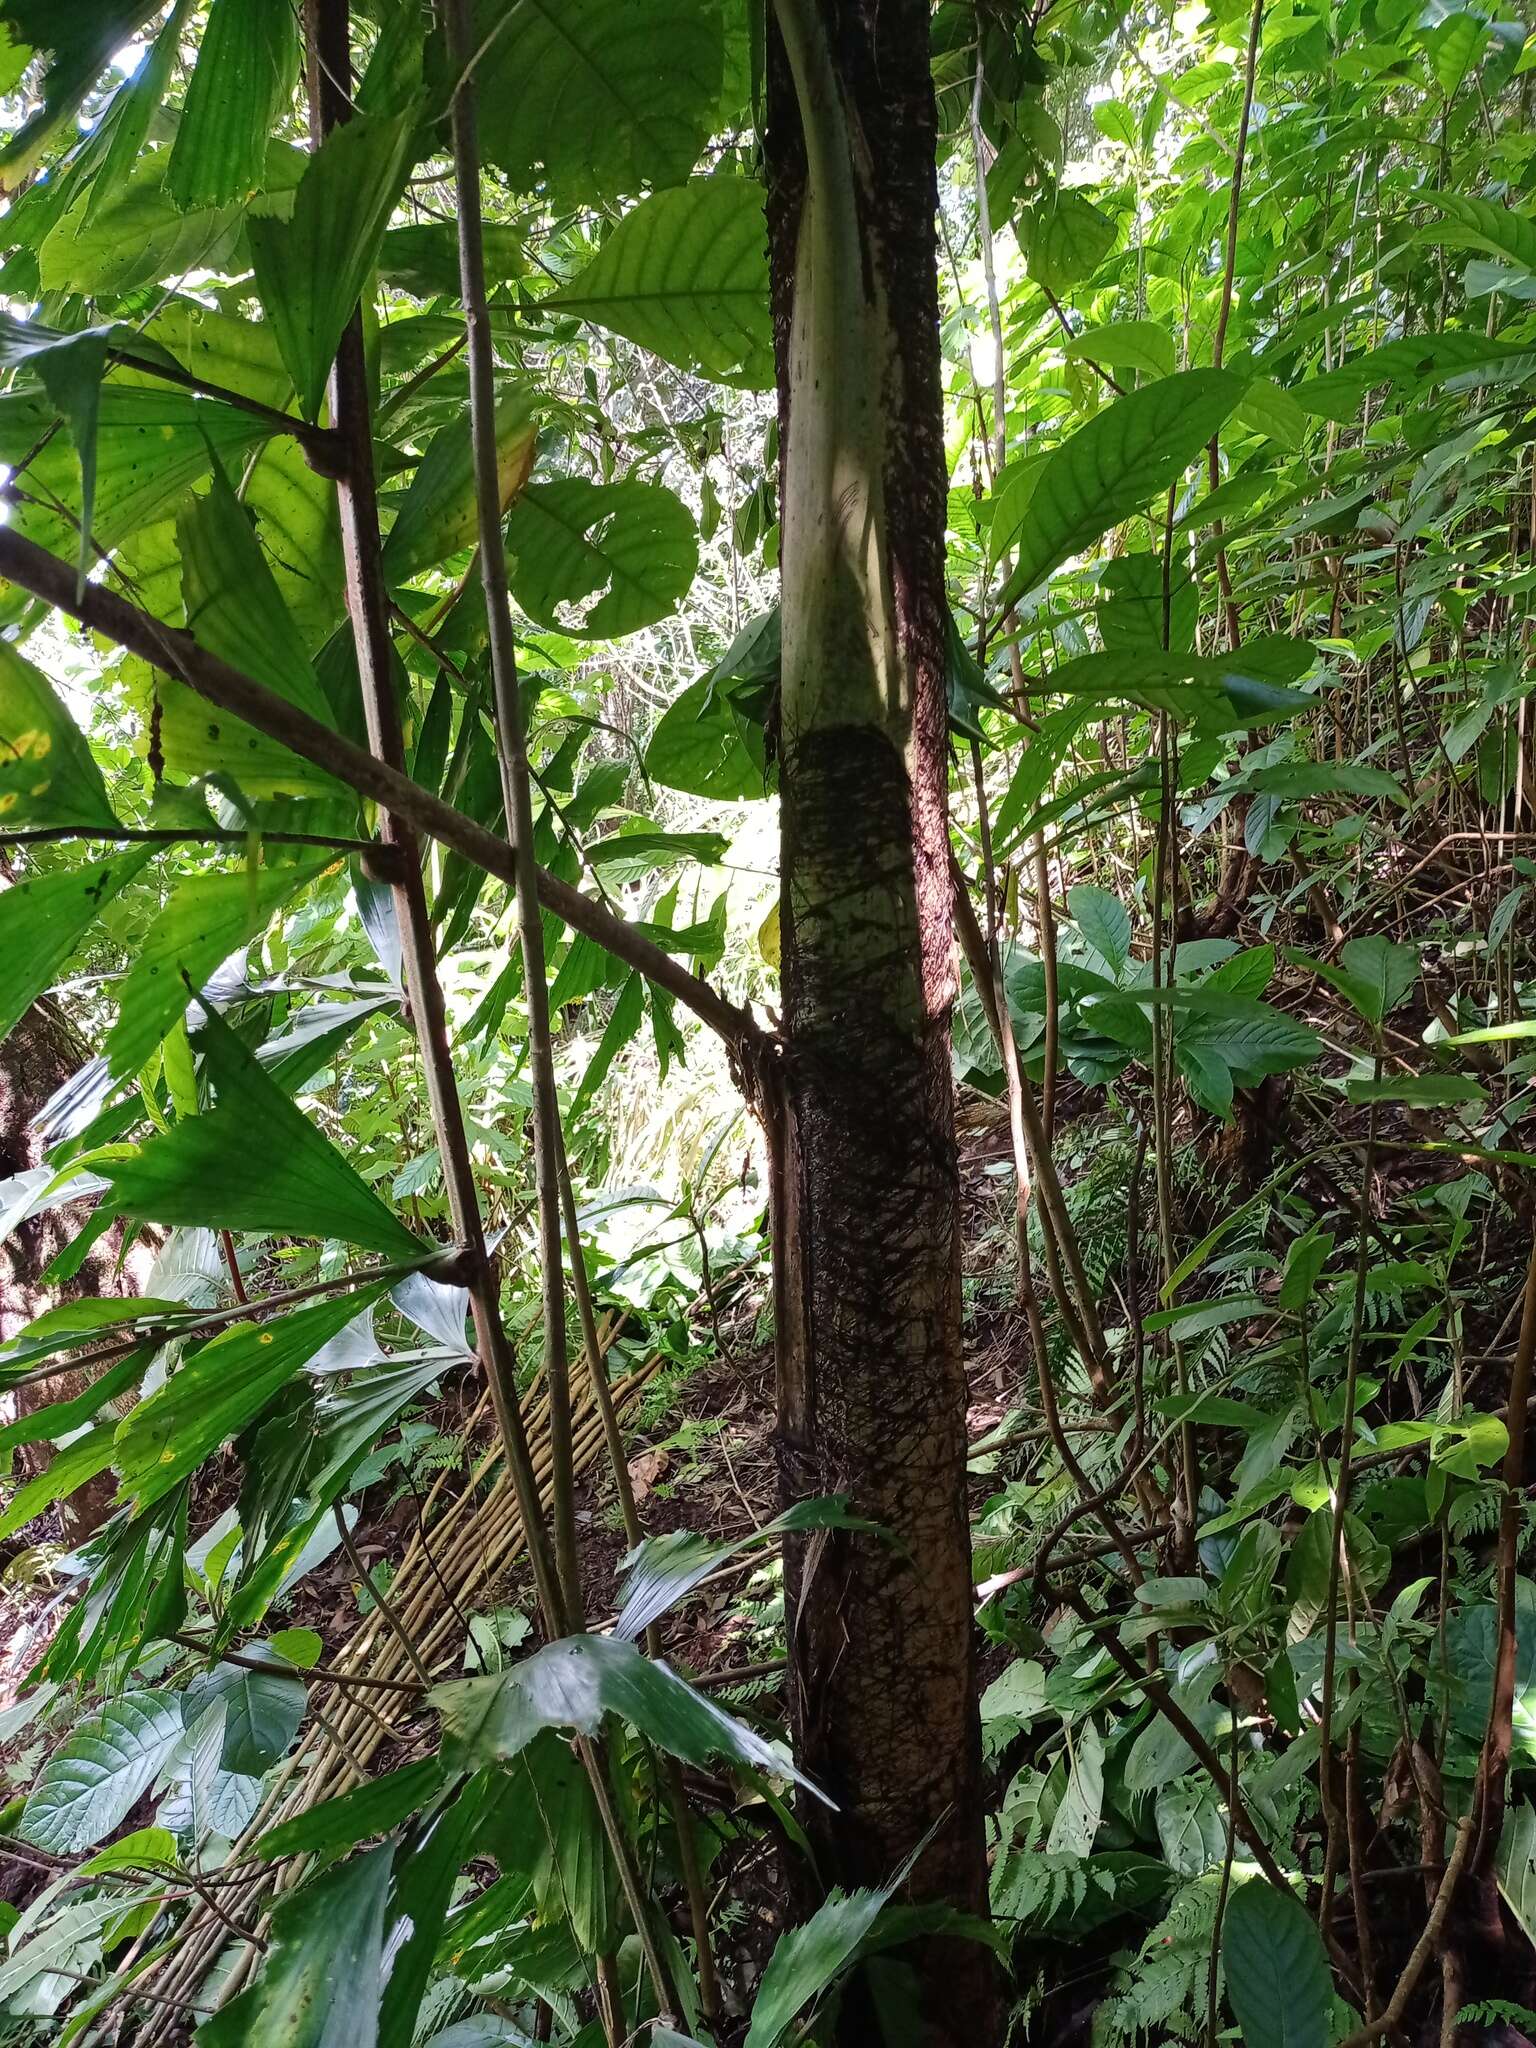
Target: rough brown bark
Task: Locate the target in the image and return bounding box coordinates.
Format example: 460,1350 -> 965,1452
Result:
764,3 -> 997,2039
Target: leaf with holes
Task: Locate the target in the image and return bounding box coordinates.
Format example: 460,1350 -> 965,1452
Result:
477,0 -> 725,207
506,477 -> 697,638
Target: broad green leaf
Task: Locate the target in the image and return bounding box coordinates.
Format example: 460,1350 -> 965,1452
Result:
613,1497 -> 871,1641
996,370 -> 1245,610
107,1009 -> 421,1257
583,828 -> 729,884
1279,1228 -> 1333,1311
1098,551 -> 1197,652
477,0 -> 725,207
0,0 -> 161,179
185,1650 -> 307,1777
19,1690 -> 184,1855
1415,191 -> 1536,276
1343,1074 -> 1484,1107
103,858 -> 328,1079
1236,377 -> 1308,450
644,670 -> 765,796
506,477 -> 698,638
1069,885 -> 1131,975
1418,10 -> 1490,94
254,1758 -> 447,1862
0,1346 -> 149,1455
1337,935 -> 1419,1027
1044,642 -> 1310,726
432,1633 -> 827,1797
1020,190 -> 1117,295
745,1887 -> 889,2048
0,848 -> 151,1046
544,178 -> 773,388
378,1777 -> 490,2048
165,458 -> 342,796
1220,1878 -> 1332,2048
242,434 -> 348,651
1243,761 -> 1405,803
267,1628 -> 323,1670
166,0 -> 299,209
199,1843 -> 394,2048
38,155 -> 243,297
379,223 -> 523,297
249,111 -> 419,420
1046,1719 -> 1105,1855
113,1285 -> 387,1511
1156,1779 -> 1226,1875
1065,320 -> 1175,380
644,609 -> 778,797
1444,1578 -> 1536,1752
1499,1803 -> 1536,1951
139,299 -> 296,414
91,0 -> 196,200
0,638 -> 115,828
0,1418 -> 119,1541
0,315 -> 173,585
1295,333 -> 1536,420
0,384 -> 270,570
382,387 -> 538,585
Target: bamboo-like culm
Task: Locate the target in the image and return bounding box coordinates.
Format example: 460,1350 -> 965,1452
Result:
130,1336 -> 656,2042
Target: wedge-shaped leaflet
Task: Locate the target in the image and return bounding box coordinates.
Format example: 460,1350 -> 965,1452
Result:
0,638 -> 116,829
0,0 -> 161,179
38,154 -> 243,298
545,179 -> 773,388
255,1758 -> 446,1862
0,384 -> 269,579
165,459 -> 341,795
113,1284 -> 389,1510
0,315 -> 182,586
166,0 -> 299,209
103,858 -> 328,1079
249,110 -> 419,420
0,848 -> 151,1046
108,1010 -> 420,1258
199,1843 -> 394,2048
433,1634 -> 828,1798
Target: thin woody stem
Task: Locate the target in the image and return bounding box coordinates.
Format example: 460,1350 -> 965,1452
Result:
443,4 -> 581,1623
0,524 -> 758,1057
304,0 -> 565,1638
